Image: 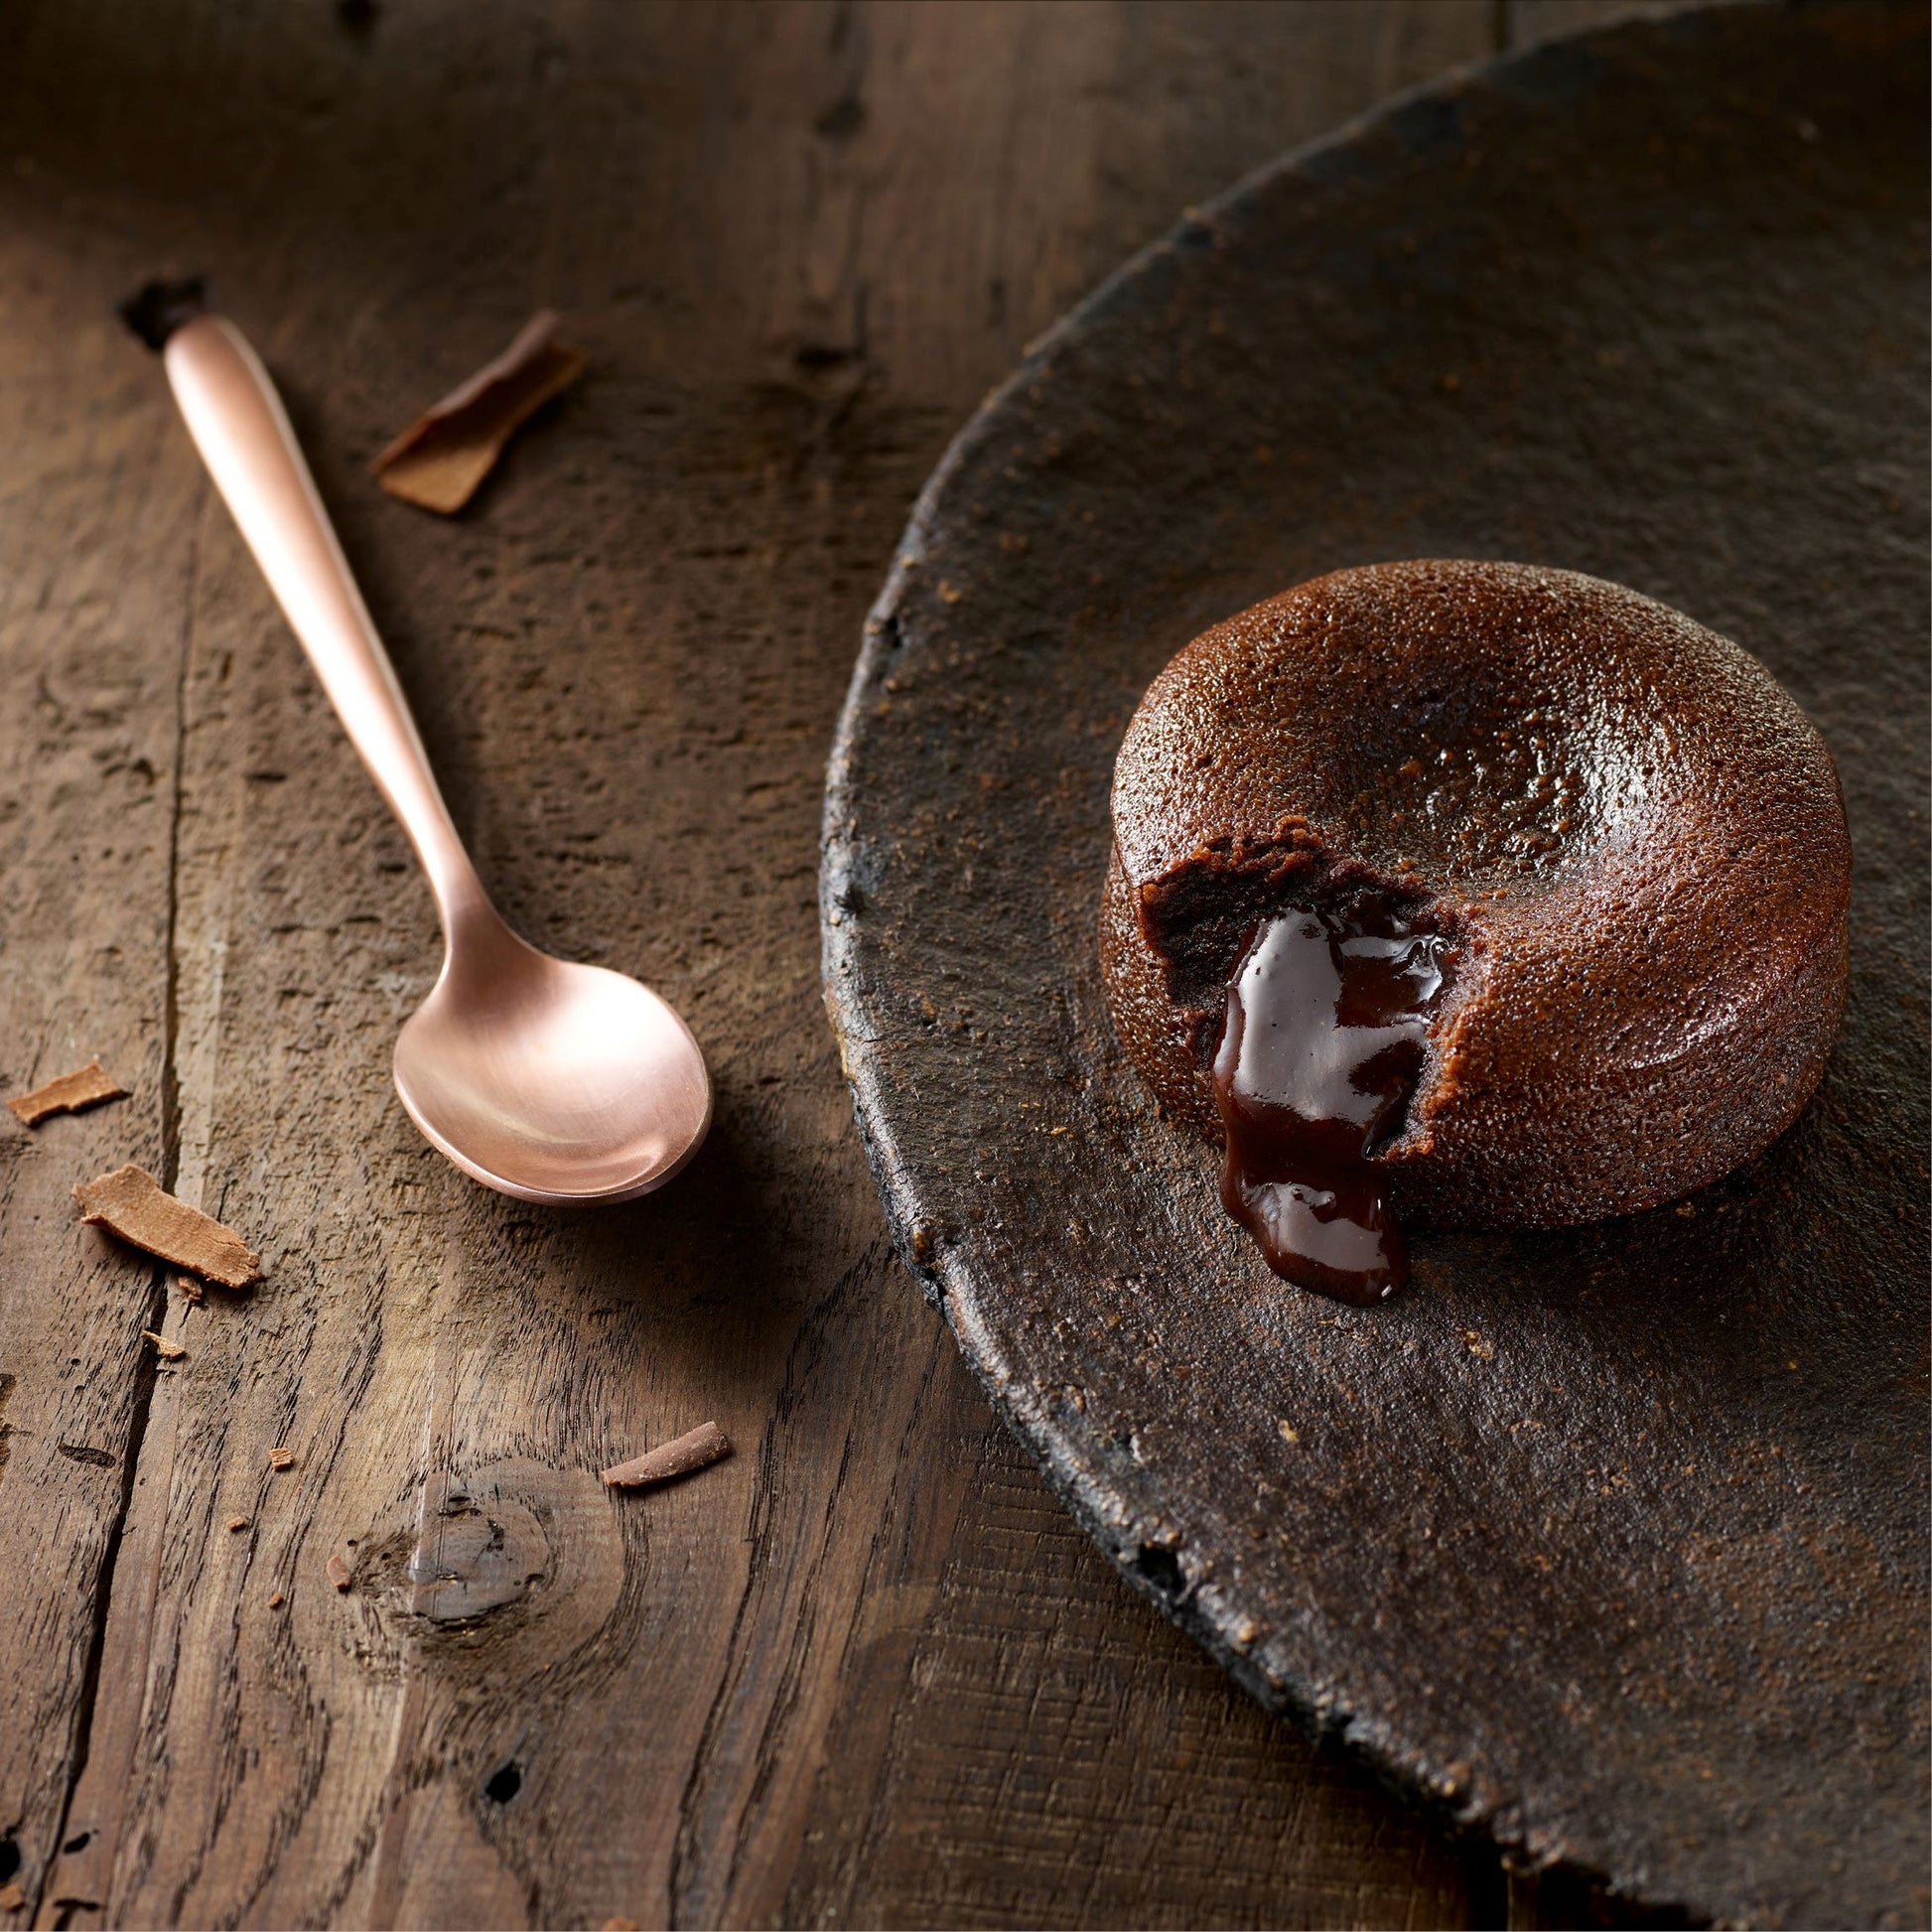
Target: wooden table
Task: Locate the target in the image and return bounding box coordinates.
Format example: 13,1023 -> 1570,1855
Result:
0,6 -> 1678,1926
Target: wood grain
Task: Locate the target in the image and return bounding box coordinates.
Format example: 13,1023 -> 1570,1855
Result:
0,3 -> 1693,1926
0,161 -> 189,1922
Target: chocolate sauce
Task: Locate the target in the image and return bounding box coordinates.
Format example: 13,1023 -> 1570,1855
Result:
1213,903 -> 1448,1305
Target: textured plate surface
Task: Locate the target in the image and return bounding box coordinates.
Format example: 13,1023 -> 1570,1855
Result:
821,7 -> 1929,1925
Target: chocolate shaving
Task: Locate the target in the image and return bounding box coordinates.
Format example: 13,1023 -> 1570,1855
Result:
176,1273 -> 205,1304
227,1515 -> 248,1533
269,1590 -> 286,1608
327,1552 -> 351,1591
370,311 -> 584,514
73,1164 -> 261,1288
8,1058 -> 127,1126
142,1329 -> 187,1360
0,1880 -> 23,1912
601,1420 -> 731,1489
268,1447 -> 295,1469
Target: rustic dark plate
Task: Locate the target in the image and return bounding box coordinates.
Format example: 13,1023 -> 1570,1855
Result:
820,7 -> 1929,1925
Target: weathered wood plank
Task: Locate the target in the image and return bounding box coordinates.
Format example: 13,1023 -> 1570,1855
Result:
0,191 -> 202,1915
0,4 -> 1531,1926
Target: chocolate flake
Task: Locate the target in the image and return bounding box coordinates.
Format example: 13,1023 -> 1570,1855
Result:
370,311 -> 584,514
141,1329 -> 187,1360
227,1515 -> 248,1533
7,1059 -> 127,1126
601,1420 -> 731,1489
268,1447 -> 295,1469
327,1552 -> 351,1591
0,1881 -> 23,1913
176,1273 -> 205,1304
73,1165 -> 261,1288
269,1590 -> 286,1608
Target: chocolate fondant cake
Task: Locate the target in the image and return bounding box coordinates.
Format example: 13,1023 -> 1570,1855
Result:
1101,560 -> 1852,1302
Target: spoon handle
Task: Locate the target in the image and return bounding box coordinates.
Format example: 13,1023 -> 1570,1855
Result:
162,315 -> 487,931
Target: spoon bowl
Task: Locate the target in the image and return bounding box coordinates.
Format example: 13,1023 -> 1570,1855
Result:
396,910 -> 711,1203
160,312 -> 711,1202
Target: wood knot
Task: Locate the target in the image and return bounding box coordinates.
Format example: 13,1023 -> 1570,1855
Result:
407,1475 -> 548,1625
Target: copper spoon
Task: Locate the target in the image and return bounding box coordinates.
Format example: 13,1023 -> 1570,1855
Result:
160,314 -> 711,1203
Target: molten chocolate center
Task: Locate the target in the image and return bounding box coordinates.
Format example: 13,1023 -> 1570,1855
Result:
1212,903 -> 1448,1304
